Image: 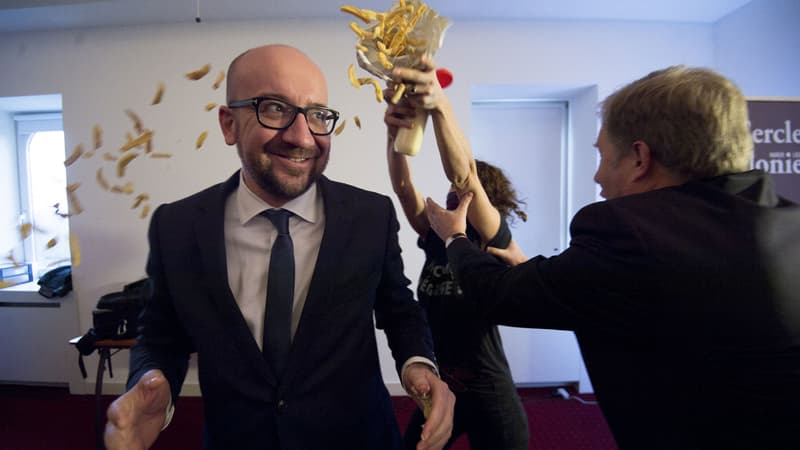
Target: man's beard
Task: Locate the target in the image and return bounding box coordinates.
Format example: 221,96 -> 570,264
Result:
250,150 -> 328,202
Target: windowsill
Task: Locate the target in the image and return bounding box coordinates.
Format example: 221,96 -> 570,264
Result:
0,281 -> 48,302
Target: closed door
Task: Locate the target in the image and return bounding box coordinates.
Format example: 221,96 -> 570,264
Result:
471,100 -> 583,385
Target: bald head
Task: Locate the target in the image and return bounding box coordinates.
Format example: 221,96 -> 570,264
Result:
225,44 -> 327,105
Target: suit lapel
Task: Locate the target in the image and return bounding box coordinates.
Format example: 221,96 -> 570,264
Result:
194,172 -> 276,384
284,178 -> 354,374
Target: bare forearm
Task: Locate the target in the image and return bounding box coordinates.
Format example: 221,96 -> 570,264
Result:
430,97 -> 473,191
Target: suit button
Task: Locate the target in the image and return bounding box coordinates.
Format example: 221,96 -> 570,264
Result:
277,399 -> 285,412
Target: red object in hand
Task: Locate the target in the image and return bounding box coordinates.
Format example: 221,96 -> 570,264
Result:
436,68 -> 453,89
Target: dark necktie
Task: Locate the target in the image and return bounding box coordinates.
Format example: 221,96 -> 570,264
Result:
262,209 -> 294,377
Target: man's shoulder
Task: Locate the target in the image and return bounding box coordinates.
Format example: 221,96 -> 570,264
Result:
163,174 -> 236,208
320,176 -> 391,204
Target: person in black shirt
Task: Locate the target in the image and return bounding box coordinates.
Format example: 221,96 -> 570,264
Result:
384,56 -> 529,450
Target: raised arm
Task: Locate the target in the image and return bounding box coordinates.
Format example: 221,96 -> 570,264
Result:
384,95 -> 429,237
392,57 -> 501,247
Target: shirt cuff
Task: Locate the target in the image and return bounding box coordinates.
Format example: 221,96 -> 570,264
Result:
445,232 -> 467,248
161,399 -> 175,431
400,357 -> 439,394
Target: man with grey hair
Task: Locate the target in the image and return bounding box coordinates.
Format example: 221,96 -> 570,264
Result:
425,65 -> 800,449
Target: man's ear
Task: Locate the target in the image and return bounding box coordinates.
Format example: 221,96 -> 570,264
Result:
218,106 -> 237,145
630,140 -> 652,181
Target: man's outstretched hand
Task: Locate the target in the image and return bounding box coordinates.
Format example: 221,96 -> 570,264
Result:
104,369 -> 171,450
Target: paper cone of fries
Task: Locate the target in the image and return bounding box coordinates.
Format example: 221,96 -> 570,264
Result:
344,0 -> 450,156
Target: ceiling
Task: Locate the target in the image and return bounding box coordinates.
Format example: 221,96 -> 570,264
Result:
0,0 -> 753,34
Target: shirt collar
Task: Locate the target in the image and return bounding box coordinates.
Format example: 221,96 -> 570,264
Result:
235,172 -> 321,225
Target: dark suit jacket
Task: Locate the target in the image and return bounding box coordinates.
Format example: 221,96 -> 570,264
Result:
128,172 -> 434,450
447,170 -> 800,449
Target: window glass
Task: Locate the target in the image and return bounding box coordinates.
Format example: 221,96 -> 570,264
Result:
26,130 -> 71,272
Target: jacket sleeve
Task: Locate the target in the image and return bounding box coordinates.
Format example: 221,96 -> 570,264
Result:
446,202 -> 651,333
373,196 -> 436,374
127,204 -> 192,402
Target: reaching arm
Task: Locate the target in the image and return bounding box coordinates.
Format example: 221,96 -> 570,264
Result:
392,57 -> 501,247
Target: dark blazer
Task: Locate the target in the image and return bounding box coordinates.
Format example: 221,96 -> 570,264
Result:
128,172 -> 434,450
447,170 -> 800,449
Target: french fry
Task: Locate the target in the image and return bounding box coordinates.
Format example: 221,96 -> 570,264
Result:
117,152 -> 139,178
340,5 -> 378,23
111,182 -> 134,195
82,150 -> 95,159
196,131 -> 208,150
103,152 -> 118,161
96,167 -> 110,190
69,232 -> 81,267
132,193 -> 149,209
125,109 -> 144,134
140,204 -> 150,219
334,120 -> 346,136
46,238 -> 57,249
149,152 -> 172,158
354,115 -> 362,129
120,131 -> 153,152
213,70 -> 225,89
64,144 -> 83,167
67,182 -> 81,193
185,63 -> 211,80
349,21 -> 367,40
358,77 -> 384,103
67,190 -> 83,215
93,124 -> 102,150
377,51 -> 393,69
19,223 -> 32,240
205,102 -> 217,111
390,84 -> 406,104
151,81 -> 165,105
348,64 -> 361,88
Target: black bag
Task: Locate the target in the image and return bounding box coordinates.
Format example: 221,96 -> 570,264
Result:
37,265 -> 72,298
92,278 -> 149,340
73,278 -> 149,378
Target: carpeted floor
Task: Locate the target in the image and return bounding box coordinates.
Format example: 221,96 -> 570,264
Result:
0,384 -> 616,450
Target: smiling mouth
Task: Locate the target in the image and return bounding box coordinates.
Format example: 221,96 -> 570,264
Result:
270,151 -> 313,163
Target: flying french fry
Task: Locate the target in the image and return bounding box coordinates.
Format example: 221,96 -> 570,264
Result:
64,144 -> 83,167
195,131 -> 208,150
334,120 -> 346,136
213,70 -> 225,89
117,152 -> 139,178
185,63 -> 211,80
151,81 -> 165,105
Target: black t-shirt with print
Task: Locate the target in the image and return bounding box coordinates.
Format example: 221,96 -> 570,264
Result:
417,220 -> 515,378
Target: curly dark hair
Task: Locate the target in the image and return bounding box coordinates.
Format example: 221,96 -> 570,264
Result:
475,159 -> 527,223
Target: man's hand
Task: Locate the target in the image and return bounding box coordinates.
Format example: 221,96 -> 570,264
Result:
487,238 -> 528,266
104,369 -> 171,450
424,192 -> 472,242
402,363 -> 455,450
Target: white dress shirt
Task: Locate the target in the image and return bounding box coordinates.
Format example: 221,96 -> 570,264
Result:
222,174 -> 436,389
224,174 -> 324,347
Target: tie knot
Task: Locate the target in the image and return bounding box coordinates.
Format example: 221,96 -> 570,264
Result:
263,209 -> 292,235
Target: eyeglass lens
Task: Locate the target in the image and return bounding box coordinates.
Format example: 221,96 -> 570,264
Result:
257,99 -> 336,134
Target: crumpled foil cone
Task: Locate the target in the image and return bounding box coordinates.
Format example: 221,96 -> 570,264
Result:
355,0 -> 450,82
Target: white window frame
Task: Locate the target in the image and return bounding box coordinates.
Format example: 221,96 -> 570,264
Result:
14,112 -> 67,273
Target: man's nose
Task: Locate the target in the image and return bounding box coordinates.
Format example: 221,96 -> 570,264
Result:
282,112 -> 316,149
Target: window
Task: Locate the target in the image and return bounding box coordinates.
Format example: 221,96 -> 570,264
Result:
1,94 -> 69,284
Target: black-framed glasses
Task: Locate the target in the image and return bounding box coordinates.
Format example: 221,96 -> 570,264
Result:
227,96 -> 340,136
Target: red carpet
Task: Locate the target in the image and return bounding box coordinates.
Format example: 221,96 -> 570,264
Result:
0,384 -> 616,449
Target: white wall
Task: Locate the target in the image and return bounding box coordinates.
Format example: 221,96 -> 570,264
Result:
0,111 -> 18,255
714,0 -> 800,97
0,18 -> 715,394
